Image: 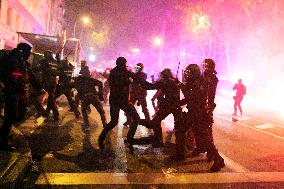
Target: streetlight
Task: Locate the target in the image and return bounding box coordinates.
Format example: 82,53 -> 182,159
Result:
131,48 -> 140,54
192,13 -> 210,33
82,17 -> 90,25
89,54 -> 96,62
73,16 -> 91,38
152,36 -> 163,47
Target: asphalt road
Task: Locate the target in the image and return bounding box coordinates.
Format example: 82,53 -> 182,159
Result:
18,93 -> 284,187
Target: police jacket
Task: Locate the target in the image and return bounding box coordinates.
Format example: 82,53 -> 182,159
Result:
180,77 -> 207,114
40,57 -> 58,89
58,60 -> 74,87
131,71 -> 147,98
142,77 -> 180,106
108,66 -> 133,105
75,76 -> 103,99
0,49 -> 41,94
40,57 -> 58,79
203,71 -> 218,113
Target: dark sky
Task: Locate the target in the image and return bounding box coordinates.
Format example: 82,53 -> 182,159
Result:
63,0 -> 284,76
64,0 -> 183,65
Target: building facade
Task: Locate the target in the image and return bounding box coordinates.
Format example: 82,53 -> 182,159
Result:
0,0 -> 64,49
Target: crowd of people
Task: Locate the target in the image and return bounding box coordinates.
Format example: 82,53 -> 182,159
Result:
0,42 -> 249,173
98,57 -> 225,172
0,43 -> 109,151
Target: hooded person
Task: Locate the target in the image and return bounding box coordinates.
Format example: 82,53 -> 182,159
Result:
98,57 -> 141,152
74,65 -> 106,130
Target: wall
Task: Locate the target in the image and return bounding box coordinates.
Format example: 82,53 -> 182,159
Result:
0,0 -> 64,49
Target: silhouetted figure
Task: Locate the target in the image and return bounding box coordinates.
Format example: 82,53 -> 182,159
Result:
233,79 -> 246,116
75,60 -> 91,112
150,73 -> 165,115
75,67 -> 106,130
124,63 -> 150,126
56,58 -> 80,118
140,68 -> 181,148
98,57 -> 140,151
41,51 -> 59,121
0,43 -> 42,151
181,64 -> 225,172
202,59 -> 218,143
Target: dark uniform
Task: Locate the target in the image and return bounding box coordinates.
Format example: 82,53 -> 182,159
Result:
181,64 -> 224,172
56,59 -> 80,118
41,51 -> 59,121
74,60 -> 91,110
203,59 -> 219,142
75,69 -> 107,130
124,63 -> 150,126
98,57 -> 140,151
140,69 -> 181,148
0,43 -> 41,151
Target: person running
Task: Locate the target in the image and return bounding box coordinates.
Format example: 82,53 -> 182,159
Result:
233,79 -> 246,116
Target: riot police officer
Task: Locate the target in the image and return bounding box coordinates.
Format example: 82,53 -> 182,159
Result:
124,63 -> 150,126
98,57 -> 140,151
75,60 -> 91,112
0,43 -> 41,151
41,51 -> 59,121
181,64 -> 225,172
56,58 -> 80,118
75,68 -> 107,130
139,68 -> 182,148
202,58 -> 219,143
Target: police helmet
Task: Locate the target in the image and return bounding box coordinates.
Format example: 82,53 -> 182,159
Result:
17,43 -> 32,52
184,64 -> 201,81
160,68 -> 173,79
135,63 -> 144,72
204,58 -> 216,71
116,57 -> 127,67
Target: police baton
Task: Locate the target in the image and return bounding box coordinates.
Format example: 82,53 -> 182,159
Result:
175,61 -> 181,79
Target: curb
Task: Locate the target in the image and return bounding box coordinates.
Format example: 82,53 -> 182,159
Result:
0,127 -> 32,189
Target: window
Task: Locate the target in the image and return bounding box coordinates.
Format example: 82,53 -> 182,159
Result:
7,7 -> 12,26
16,15 -> 20,31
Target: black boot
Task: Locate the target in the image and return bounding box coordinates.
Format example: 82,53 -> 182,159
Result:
98,136 -> 105,152
210,155 -> 225,172
191,148 -> 206,157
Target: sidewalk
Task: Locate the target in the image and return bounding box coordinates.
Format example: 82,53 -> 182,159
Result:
0,126 -> 32,189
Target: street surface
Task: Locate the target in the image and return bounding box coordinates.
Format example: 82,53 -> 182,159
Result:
18,91 -> 284,188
